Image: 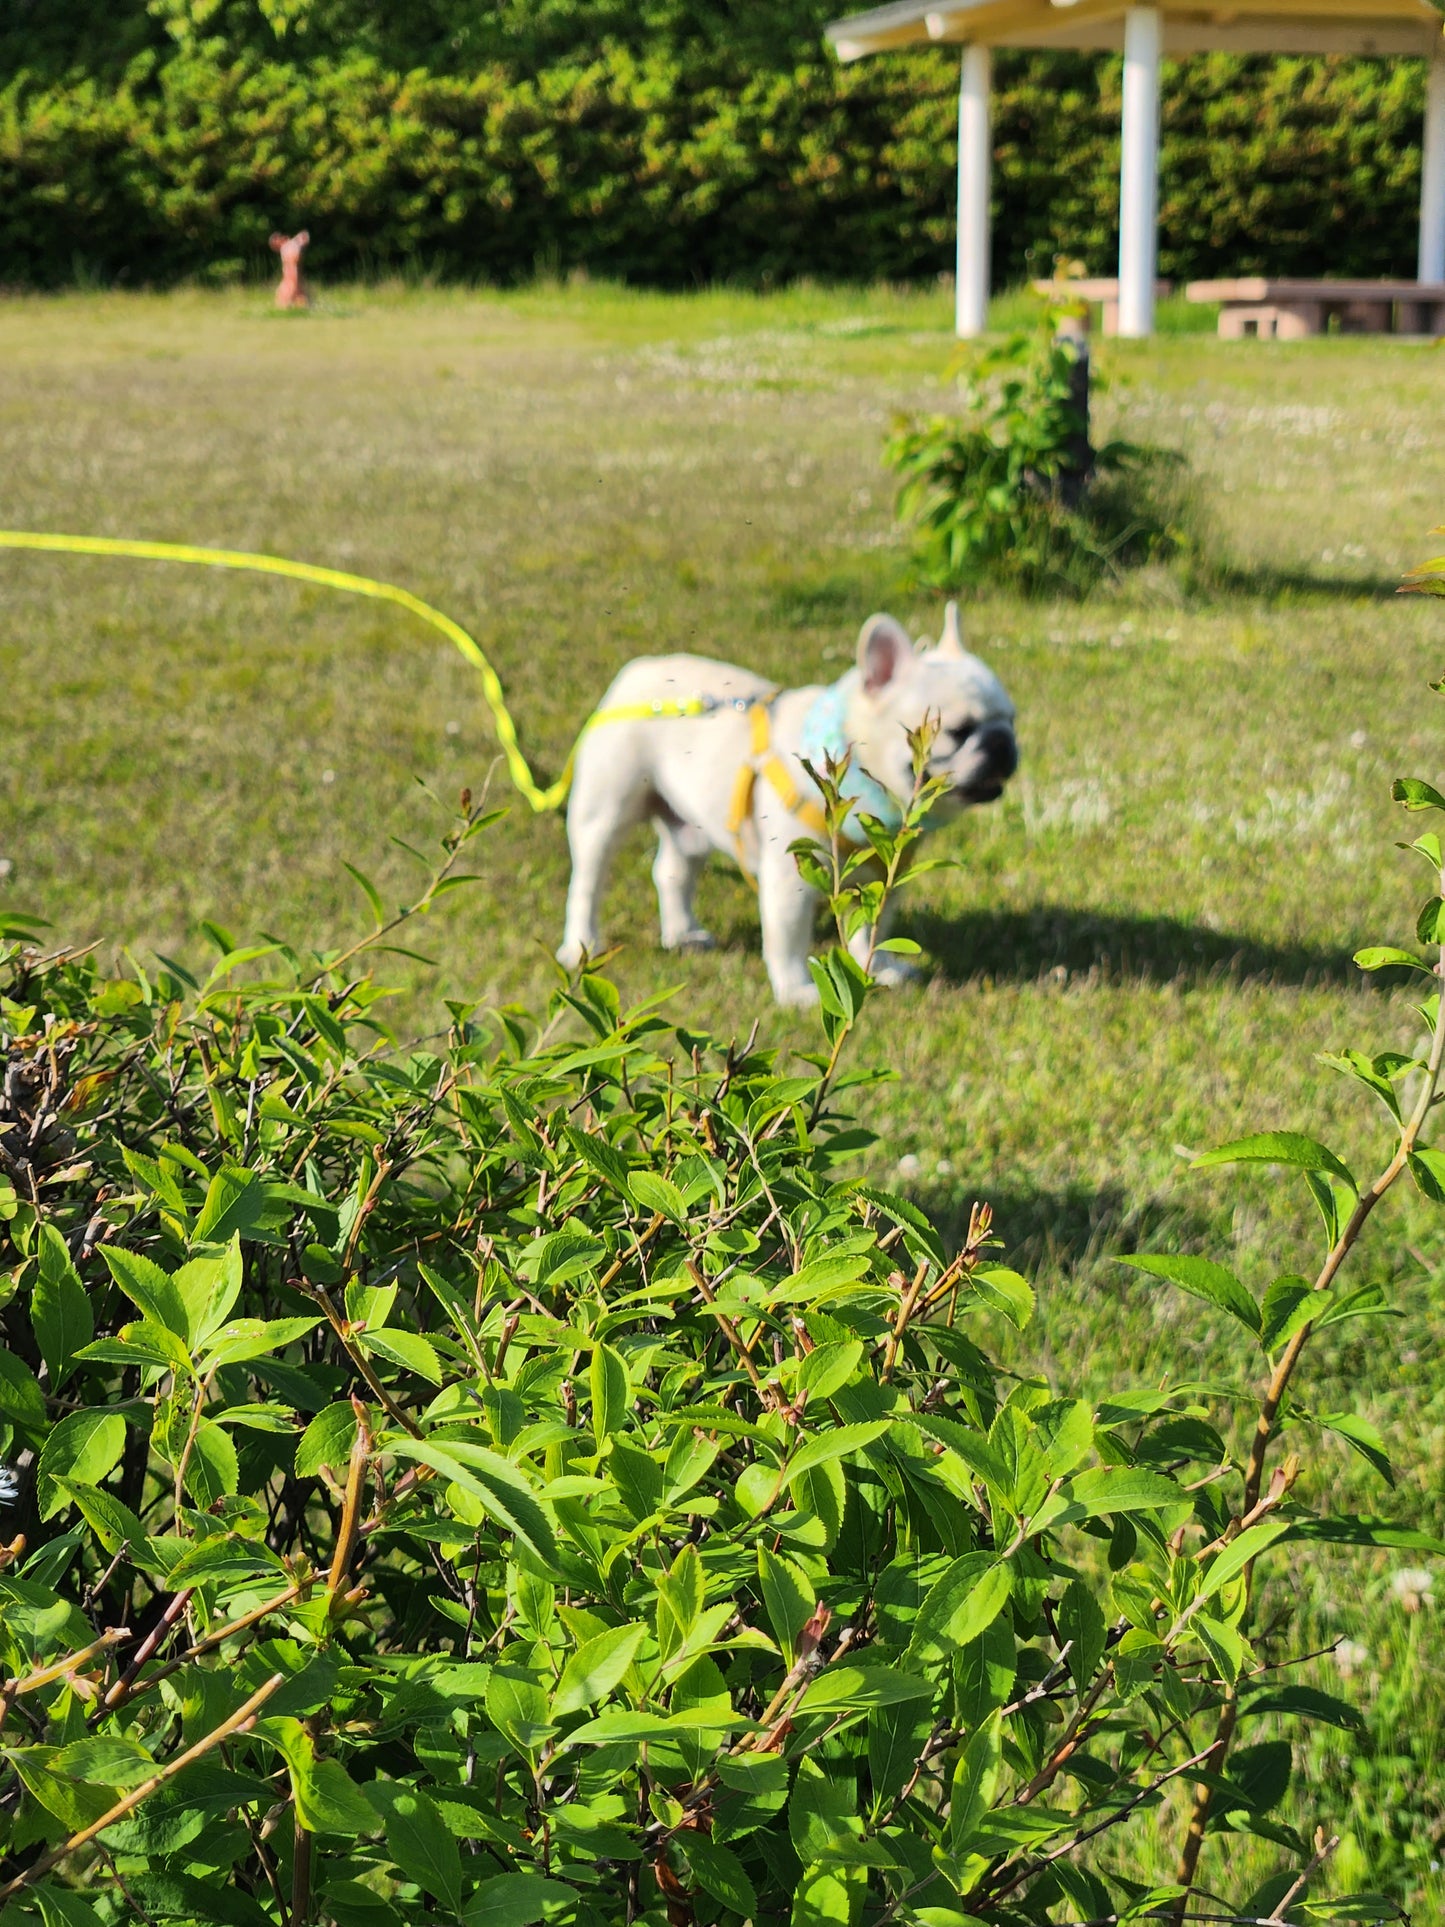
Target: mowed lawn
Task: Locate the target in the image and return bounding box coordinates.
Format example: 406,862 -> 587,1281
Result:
4,282 -> 1445,1902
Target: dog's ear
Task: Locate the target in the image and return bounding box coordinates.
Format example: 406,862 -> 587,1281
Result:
857,614 -> 915,694
932,600 -> 966,659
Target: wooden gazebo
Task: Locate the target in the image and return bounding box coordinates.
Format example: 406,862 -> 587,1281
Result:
825,0 -> 1445,335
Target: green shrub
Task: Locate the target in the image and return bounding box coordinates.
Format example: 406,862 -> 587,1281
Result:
882,307 -> 1184,596
0,1 -> 1434,289
0,732 -> 1437,1925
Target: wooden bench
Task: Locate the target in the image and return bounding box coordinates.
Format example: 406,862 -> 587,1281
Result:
1186,278 -> 1445,337
1030,277 -> 1172,336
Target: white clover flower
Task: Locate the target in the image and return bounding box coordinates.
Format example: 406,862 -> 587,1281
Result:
1333,1638 -> 1369,1677
895,1153 -> 921,1180
1390,1567 -> 1434,1612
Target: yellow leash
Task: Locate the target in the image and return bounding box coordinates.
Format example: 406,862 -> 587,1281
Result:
0,529 -> 710,815
0,530 -> 832,854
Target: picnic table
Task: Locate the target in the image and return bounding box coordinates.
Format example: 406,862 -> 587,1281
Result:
1031,277 -> 1172,336
1185,277 -> 1445,337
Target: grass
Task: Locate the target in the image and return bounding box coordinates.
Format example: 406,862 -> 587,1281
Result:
3,277 -> 1445,1908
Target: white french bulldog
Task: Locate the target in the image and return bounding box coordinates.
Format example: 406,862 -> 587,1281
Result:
557,604 -> 1018,1006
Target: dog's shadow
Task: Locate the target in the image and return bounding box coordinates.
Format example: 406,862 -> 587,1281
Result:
903,903 -> 1359,990
917,1177 -> 1210,1277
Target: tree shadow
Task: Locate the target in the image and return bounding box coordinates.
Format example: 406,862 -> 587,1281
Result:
913,1178 -> 1214,1281
1208,560 -> 1402,603
909,1180 -> 1251,1383
906,903 -> 1359,990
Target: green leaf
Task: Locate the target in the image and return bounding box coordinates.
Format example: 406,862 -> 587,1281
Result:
796,1665 -> 933,1714
297,1402 -> 361,1478
100,1245 -> 189,1341
1196,1521 -> 1292,1605
551,1622 -> 647,1718
52,1482 -> 149,1564
590,1342 -> 631,1442
1392,776 -> 1445,811
1242,1685 -> 1363,1730
681,1835 -> 758,1918
1353,945 -> 1432,973
1117,1254 -> 1260,1335
1408,1145 -> 1445,1203
362,1329 -> 443,1384
193,1165 -> 261,1245
948,1709 -> 1002,1857
36,1411 -> 126,1521
55,1736 -> 156,1787
792,1863 -> 864,1927
1065,1466 -> 1188,1519
796,1340 -> 862,1403
390,1439 -> 561,1572
785,1420 -> 890,1486
484,1668 -> 554,1758
627,1171 -> 688,1223
1259,1275 -> 1320,1351
32,1226 -> 94,1389
165,1533 -> 285,1589
201,1315 -> 323,1368
262,1717 -> 377,1835
789,1753 -> 857,1864
970,1265 -> 1033,1328
1192,1132 -> 1356,1190
1057,1577 -> 1106,1692
461,1875 -> 577,1927
906,1555 -> 1012,1669
379,1785 -> 462,1912
0,1348 -> 47,1436
868,1700 -> 935,1808
172,1239 -> 244,1348
184,1419 -> 240,1507
78,1320 -> 191,1376
758,1546 -> 816,1665
1317,1411 -> 1395,1485
1193,1612 -> 1246,1685
342,860 -> 387,928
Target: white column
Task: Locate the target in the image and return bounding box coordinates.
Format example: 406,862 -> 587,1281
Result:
956,45 -> 993,337
1117,6 -> 1162,338
1419,38 -> 1445,282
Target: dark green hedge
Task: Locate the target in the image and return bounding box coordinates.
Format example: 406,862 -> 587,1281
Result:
0,0 -> 1431,288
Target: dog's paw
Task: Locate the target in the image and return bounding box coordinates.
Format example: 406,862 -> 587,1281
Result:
871,955 -> 922,989
556,938 -> 589,971
662,927 -> 716,953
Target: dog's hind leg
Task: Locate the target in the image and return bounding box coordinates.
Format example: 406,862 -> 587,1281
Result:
758,841 -> 821,1007
558,756 -> 650,970
652,812 -> 715,952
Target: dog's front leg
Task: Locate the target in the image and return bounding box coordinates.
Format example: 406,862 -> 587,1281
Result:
652,816 -> 715,952
758,843 -> 820,1007
557,761 -> 649,970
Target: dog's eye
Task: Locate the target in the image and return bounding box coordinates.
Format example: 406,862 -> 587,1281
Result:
945,722 -> 975,746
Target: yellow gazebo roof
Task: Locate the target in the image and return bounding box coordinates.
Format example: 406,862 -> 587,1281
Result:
827,0 -> 1440,58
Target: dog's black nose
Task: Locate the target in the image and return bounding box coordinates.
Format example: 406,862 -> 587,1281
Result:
977,725 -> 1018,780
